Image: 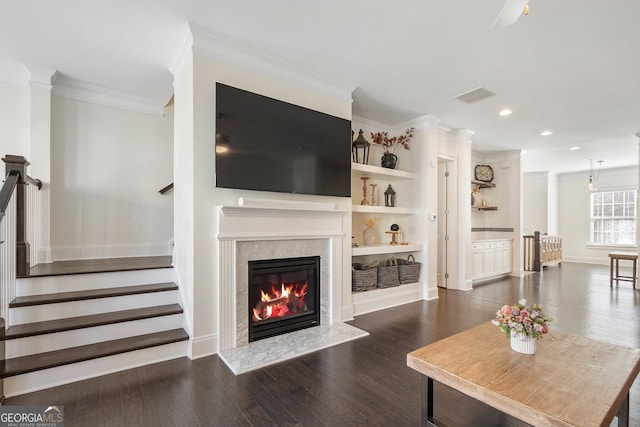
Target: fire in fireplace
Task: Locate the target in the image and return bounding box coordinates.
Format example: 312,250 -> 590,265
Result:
248,256 -> 320,342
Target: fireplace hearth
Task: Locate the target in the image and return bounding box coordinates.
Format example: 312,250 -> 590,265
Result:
248,256 -> 320,342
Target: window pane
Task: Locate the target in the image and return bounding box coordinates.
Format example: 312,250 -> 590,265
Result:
614,202 -> 623,216
614,192 -> 623,203
589,190 -> 637,245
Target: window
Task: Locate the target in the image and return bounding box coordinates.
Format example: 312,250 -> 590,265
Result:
589,189 -> 637,246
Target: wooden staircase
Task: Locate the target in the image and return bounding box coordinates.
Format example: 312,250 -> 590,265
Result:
3,256 -> 189,397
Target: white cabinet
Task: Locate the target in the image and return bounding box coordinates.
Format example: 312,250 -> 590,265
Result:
472,239 -> 512,282
496,240 -> 512,274
472,242 -> 485,277
351,162 -> 423,315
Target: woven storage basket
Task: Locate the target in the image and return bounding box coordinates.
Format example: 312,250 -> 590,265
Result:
377,257 -> 400,288
397,254 -> 421,284
352,262 -> 377,292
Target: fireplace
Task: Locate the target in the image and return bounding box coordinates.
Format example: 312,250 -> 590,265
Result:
248,256 -> 321,342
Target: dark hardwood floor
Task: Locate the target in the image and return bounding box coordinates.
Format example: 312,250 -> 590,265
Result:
6,262 -> 640,426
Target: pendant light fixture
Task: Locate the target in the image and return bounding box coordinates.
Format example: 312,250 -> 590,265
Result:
585,159 -> 603,191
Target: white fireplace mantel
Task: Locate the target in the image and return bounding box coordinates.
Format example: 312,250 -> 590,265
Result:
216,203 -> 346,351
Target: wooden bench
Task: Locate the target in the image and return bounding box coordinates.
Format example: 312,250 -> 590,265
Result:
609,251 -> 638,289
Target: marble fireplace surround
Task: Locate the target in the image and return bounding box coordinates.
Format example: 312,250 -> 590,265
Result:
216,199 -> 367,374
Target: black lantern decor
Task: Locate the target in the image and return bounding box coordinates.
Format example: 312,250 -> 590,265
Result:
384,184 -> 396,207
352,129 -> 370,165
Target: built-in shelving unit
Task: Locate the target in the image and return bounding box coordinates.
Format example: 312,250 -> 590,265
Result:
471,180 -> 498,211
351,161 -> 423,316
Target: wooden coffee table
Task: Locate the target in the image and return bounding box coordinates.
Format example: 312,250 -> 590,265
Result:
407,322 -> 640,426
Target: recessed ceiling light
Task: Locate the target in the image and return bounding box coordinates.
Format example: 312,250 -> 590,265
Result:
569,146 -> 581,151
216,145 -> 229,154
540,130 -> 553,136
499,109 -> 512,116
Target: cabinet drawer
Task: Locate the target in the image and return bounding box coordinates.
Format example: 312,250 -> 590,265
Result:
497,240 -> 512,248
485,242 -> 497,249
472,242 -> 486,250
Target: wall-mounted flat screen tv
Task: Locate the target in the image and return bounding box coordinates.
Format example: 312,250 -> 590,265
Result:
215,83 -> 351,197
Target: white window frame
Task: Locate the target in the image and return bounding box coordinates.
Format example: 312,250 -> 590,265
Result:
588,187 -> 637,248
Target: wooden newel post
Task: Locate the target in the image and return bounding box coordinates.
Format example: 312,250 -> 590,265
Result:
533,231 -> 542,272
3,155 -> 30,277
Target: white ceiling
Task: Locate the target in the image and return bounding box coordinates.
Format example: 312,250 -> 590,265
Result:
1,0 -> 639,174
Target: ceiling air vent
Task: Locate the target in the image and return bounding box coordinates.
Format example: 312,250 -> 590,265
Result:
455,87 -> 496,104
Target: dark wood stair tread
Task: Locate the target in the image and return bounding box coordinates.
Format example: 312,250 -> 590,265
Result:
5,304 -> 183,340
3,328 -> 189,378
10,282 -> 178,307
24,256 -> 172,278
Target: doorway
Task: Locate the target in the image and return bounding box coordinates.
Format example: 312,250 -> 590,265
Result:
437,160 -> 450,288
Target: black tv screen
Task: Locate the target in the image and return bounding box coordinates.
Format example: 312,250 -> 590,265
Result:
215,83 -> 351,197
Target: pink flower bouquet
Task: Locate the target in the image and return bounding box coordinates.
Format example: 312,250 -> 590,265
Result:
492,299 -> 553,339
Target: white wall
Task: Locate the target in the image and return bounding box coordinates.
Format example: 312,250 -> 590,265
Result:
548,173 -> 559,235
438,129 -> 473,291
523,172 -> 549,234
558,165 -> 638,264
50,96 -> 174,260
0,82 -> 30,158
471,151 -> 523,276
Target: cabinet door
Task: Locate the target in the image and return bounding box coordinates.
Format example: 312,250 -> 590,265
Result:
472,250 -> 484,279
484,247 -> 497,276
501,247 -> 512,273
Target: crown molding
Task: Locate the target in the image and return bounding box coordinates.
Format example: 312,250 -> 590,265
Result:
351,115 -> 389,132
185,22 -> 354,103
168,22 -> 194,77
393,114 -> 440,131
455,129 -> 475,141
485,150 -> 523,162
25,65 -> 56,90
52,77 -> 167,116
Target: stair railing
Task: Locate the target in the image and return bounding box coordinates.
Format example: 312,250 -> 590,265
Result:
0,169 -> 19,321
523,231 -> 563,272
0,155 -> 40,315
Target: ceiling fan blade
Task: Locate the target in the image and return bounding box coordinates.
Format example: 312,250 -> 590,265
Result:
492,0 -> 530,28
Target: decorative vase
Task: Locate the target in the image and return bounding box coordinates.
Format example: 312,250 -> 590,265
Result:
381,153 -> 397,169
510,330 -> 536,355
471,193 -> 476,206
363,226 -> 376,246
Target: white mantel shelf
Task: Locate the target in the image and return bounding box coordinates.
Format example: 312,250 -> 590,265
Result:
220,206 -> 347,218
352,243 -> 423,256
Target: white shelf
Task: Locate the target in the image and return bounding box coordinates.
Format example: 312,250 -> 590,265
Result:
352,243 -> 423,256
352,205 -> 415,214
352,163 -> 417,180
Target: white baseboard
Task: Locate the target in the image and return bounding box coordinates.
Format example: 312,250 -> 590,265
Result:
426,285 -> 440,299
37,247 -> 52,264
51,242 -> 170,261
352,282 -> 423,316
189,333 -> 218,359
562,257 -> 609,266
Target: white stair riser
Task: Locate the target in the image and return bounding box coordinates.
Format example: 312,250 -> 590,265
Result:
9,291 -> 179,325
4,341 -> 189,397
16,268 -> 174,296
6,314 -> 184,358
